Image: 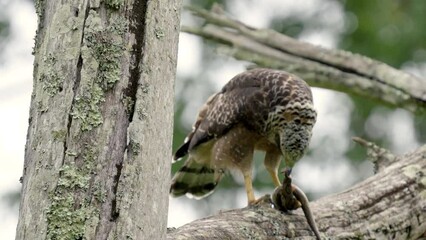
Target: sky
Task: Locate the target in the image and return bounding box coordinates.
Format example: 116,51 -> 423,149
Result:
0,0 -> 36,239
0,0 -> 422,238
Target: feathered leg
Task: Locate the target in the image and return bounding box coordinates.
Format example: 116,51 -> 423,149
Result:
264,150 -> 282,187
243,171 -> 256,204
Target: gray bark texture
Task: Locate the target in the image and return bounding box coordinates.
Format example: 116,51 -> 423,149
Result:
16,0 -> 181,239
168,142 -> 426,239
165,5 -> 426,240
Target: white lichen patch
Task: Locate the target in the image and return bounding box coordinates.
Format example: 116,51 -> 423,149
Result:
402,164 -> 426,200
402,164 -> 422,179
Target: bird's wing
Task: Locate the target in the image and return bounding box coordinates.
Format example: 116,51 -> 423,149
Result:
173,70 -> 268,160
173,68 -> 313,160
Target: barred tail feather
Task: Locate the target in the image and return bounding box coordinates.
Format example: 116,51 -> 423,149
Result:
170,157 -> 223,199
173,141 -> 190,162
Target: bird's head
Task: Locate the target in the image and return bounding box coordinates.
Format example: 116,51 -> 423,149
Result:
278,120 -> 314,167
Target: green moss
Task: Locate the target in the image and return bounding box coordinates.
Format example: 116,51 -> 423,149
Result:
46,165 -> 94,239
155,28 -> 165,39
52,129 -> 67,142
420,190 -> 426,199
93,183 -> 107,203
421,177 -> 426,187
122,96 -> 134,115
71,84 -> 104,131
83,144 -> 97,168
71,11 -> 127,131
402,164 -> 421,179
34,0 -> 45,19
104,0 -> 123,9
46,194 -> 96,239
85,14 -> 127,89
36,99 -> 49,113
137,106 -> 148,120
65,150 -> 78,157
33,0 -> 45,54
141,83 -> 150,93
39,53 -> 63,97
129,140 -> 140,155
46,144 -> 99,239
57,164 -> 90,188
352,231 -> 364,240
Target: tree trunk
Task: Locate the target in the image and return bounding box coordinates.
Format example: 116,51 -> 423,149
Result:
168,142 -> 426,239
16,0 -> 181,239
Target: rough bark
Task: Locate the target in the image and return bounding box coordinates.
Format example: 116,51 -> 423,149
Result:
16,0 -> 181,239
168,142 -> 426,239
182,5 -> 426,114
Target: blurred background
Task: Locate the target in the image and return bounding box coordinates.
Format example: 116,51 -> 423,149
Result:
1,0 -> 425,238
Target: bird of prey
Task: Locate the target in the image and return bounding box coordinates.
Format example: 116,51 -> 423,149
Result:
170,68 -> 317,205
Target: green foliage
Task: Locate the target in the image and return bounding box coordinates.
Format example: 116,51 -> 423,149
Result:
340,1 -> 426,154
340,0 -> 426,67
0,19 -> 9,44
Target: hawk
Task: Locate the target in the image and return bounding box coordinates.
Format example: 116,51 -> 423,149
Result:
170,68 -> 317,205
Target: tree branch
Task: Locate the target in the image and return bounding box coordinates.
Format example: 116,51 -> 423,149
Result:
182,5 -> 426,114
167,143 -> 426,239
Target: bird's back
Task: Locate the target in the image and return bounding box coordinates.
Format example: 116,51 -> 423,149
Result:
221,68 -> 315,136
170,68 -> 316,199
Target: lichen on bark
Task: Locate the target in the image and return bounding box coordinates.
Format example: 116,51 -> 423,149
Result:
17,0 -> 181,239
46,144 -> 98,239
39,53 -> 63,96
104,0 -> 123,10
71,11 -> 127,131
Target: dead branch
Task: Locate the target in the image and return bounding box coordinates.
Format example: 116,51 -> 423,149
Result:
182,5 -> 426,114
